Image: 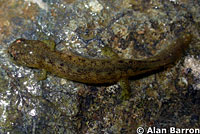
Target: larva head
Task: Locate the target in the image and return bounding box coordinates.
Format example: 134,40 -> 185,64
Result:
8,38 -> 46,68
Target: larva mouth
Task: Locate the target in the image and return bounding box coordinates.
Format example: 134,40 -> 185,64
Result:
8,45 -> 16,60
8,42 -> 23,61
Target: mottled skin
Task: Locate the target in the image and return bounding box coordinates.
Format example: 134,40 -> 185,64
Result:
8,33 -> 192,85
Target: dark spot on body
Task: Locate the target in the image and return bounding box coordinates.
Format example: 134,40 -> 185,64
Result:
128,61 -> 133,64
81,59 -> 86,62
77,69 -> 83,73
150,59 -> 161,63
118,60 -> 124,63
68,55 -> 72,60
47,59 -> 53,64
